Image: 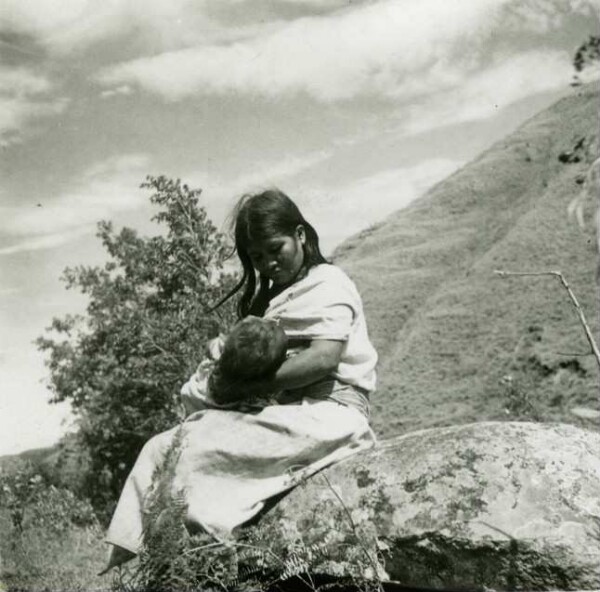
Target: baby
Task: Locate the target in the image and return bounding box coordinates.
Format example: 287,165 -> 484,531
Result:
180,316 -> 287,415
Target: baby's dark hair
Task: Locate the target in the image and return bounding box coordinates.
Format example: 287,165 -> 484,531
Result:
210,316 -> 288,404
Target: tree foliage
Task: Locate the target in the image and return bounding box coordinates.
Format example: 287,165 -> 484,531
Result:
572,35 -> 600,86
36,176 -> 237,515
574,35 -> 600,72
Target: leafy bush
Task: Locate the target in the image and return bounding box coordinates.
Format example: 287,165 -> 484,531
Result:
0,461 -> 98,535
573,36 -> 600,76
36,176 -> 237,518
0,461 -> 106,592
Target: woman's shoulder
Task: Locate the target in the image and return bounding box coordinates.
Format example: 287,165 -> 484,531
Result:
308,264 -> 358,292
267,264 -> 358,311
308,263 -> 352,283
305,264 -> 362,305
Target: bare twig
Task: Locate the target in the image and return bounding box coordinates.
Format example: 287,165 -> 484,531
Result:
494,270 -> 600,371
182,541 -> 225,556
475,520 -> 514,541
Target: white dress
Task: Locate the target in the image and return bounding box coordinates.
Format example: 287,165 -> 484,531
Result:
105,264 -> 377,551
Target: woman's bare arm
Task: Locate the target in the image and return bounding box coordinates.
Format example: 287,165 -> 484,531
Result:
248,339 -> 344,395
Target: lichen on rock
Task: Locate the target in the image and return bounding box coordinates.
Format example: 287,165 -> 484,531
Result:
272,421 -> 600,591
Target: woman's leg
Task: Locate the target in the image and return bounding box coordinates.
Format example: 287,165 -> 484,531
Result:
98,544 -> 136,575
102,402 -> 375,570
178,401 -> 376,538
104,425 -> 181,557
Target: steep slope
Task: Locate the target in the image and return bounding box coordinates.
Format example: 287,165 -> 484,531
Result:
336,85 -> 599,439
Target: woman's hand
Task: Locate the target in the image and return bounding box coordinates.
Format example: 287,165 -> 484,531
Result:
246,339 -> 344,396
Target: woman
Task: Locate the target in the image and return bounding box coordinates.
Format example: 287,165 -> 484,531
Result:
103,189 -> 378,570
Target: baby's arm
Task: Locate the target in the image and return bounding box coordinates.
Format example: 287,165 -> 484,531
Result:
179,335 -> 227,416
180,359 -> 215,415
205,333 -> 226,360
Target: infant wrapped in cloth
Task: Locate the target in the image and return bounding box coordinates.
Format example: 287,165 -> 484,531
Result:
180,316 -> 288,415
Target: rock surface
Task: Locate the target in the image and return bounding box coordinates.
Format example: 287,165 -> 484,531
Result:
275,421 -> 600,591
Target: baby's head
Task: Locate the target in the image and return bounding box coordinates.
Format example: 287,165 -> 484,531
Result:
211,316 -> 287,403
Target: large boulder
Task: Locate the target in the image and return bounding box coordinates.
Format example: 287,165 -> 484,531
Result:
275,422 -> 600,591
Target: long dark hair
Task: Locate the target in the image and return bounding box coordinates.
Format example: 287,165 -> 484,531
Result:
214,189 -> 327,318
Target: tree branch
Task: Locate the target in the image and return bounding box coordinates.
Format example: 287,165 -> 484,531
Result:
494,269 -> 600,371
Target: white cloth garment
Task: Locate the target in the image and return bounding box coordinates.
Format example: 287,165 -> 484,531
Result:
264,264 -> 378,393
105,400 -> 375,550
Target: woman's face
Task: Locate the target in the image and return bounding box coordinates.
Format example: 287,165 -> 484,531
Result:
247,225 -> 305,286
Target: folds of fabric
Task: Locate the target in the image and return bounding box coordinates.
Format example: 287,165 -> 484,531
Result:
105,399 -> 375,552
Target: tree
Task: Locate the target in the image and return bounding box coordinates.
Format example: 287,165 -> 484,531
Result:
36,176 -> 237,516
572,35 -> 600,86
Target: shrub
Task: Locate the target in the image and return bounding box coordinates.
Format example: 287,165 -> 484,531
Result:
0,461 -> 98,536
0,462 -> 105,592
36,176 -> 237,518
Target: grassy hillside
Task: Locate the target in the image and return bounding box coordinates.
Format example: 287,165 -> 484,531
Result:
0,444 -> 59,470
336,84 -> 599,439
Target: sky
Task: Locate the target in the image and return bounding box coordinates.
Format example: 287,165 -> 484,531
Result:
1,0 -> 598,456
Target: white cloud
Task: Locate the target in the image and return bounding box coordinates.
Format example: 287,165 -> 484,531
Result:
0,154 -> 150,254
502,0 -> 600,32
183,149 -> 333,232
0,68 -> 50,95
1,0 -> 182,53
97,0 -> 502,101
302,158 -> 463,253
181,149 -> 463,254
217,151 -> 332,200
179,154 -> 461,254
3,0 -> 595,63
0,149 -> 332,256
99,84 -> 133,99
96,0 -> 593,103
0,347 -> 73,456
0,66 -> 68,146
0,288 -> 20,297
0,0 -> 281,55
401,50 -> 573,135
0,227 -> 92,257
272,0 -> 350,4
